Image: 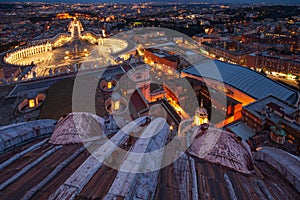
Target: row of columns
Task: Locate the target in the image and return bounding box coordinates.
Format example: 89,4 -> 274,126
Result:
4,43 -> 52,64
98,38 -> 127,48
81,32 -> 98,43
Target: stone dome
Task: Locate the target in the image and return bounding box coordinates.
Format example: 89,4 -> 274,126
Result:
193,99 -> 209,126
195,99 -> 208,117
49,112 -> 106,144
189,125 -> 253,174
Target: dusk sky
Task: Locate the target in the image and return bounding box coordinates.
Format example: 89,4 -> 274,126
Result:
1,0 -> 300,4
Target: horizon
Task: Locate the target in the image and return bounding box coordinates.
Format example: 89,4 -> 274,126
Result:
1,0 -> 300,5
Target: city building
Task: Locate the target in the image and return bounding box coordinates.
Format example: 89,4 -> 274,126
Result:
241,95 -> 300,148
270,124 -> 286,144
200,41 -> 255,66
242,33 -> 299,51
246,52 -> 300,76
182,60 -> 299,106
144,48 -> 180,70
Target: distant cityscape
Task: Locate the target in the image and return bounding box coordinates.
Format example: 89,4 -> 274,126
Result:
1,2 -> 299,87
0,2 -> 299,200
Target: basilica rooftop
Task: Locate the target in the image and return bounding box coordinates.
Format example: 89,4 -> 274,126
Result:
0,114 -> 299,199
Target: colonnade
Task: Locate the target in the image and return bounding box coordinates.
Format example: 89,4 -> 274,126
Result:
4,43 -> 52,64
98,38 -> 128,48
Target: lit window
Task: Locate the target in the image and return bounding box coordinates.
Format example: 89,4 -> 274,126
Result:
29,99 -> 36,108
114,100 -> 120,111
107,81 -> 112,89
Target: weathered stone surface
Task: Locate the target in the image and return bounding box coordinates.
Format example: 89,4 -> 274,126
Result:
254,146 -> 300,193
50,117 -> 149,200
49,112 -> 105,144
0,119 -> 56,153
105,118 -> 169,200
189,126 -> 253,174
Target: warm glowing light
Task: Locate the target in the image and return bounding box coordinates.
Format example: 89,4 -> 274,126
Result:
193,99 -> 208,126
107,81 -> 112,90
256,147 -> 262,151
114,100 -> 120,111
170,125 -> 174,131
28,99 -> 36,108
194,116 -> 205,126
194,117 -> 199,125
168,69 -> 173,75
204,28 -> 210,34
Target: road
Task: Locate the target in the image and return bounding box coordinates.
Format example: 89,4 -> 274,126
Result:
267,75 -> 299,90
